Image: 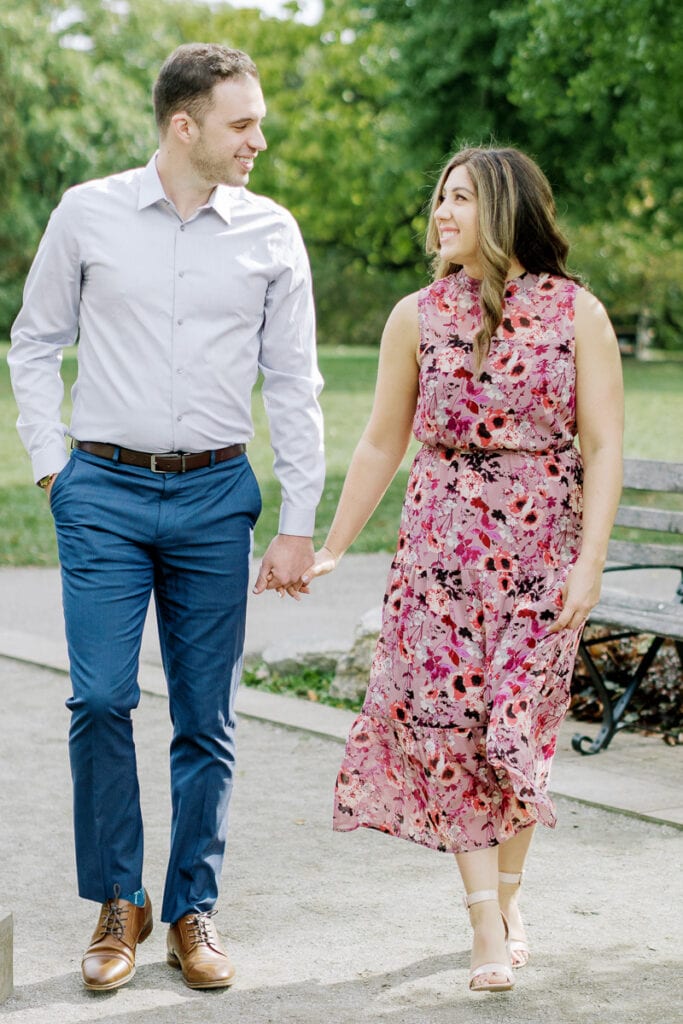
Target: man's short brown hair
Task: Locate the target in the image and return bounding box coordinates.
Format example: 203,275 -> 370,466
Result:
153,43 -> 259,133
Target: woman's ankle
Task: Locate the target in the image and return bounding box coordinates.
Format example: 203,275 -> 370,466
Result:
499,869 -> 523,900
468,898 -> 502,927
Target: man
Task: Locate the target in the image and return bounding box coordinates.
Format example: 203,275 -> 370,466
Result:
8,43 -> 324,992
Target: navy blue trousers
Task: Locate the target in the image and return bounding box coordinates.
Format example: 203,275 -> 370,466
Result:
50,448 -> 261,923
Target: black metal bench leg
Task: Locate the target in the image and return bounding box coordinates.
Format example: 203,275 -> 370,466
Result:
572,640 -> 617,755
675,640 -> 683,671
571,635 -> 665,754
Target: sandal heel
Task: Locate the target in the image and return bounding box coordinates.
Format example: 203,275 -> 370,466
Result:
498,871 -> 530,968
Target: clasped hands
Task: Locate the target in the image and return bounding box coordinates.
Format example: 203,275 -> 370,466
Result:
252,536 -> 339,601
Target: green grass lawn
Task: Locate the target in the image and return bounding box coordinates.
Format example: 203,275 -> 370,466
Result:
1,342 -> 681,565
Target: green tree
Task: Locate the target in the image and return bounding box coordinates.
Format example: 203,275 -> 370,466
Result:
325,0 -> 683,346
1,0 -> 413,344
502,0 -> 683,344
3,0 -> 682,348
504,0 -> 683,236
254,4 -> 431,342
342,0 -> 528,160
292,0 -> 535,342
0,1 -> 156,330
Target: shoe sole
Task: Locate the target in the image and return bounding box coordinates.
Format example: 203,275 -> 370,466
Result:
167,953 -> 236,989
179,976 -> 236,990
469,972 -> 515,993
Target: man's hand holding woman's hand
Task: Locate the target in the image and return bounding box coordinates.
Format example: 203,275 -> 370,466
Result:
253,534 -> 315,601
253,538 -> 342,600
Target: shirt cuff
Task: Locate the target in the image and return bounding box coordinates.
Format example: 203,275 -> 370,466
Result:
32,446 -> 69,485
278,504 -> 316,537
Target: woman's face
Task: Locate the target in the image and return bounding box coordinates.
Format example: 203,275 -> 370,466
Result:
434,164 -> 481,275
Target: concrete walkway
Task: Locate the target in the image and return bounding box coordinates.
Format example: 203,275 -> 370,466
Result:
0,560 -> 682,1022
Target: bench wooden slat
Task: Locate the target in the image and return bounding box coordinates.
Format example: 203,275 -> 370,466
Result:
622,459 -> 683,492
614,506 -> 683,532
591,589 -> 683,641
599,586 -> 681,611
589,606 -> 683,640
606,538 -> 683,568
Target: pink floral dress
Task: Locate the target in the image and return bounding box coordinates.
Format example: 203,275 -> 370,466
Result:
333,270 -> 585,852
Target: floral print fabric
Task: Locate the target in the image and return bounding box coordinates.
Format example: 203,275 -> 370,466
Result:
333,271 -> 584,852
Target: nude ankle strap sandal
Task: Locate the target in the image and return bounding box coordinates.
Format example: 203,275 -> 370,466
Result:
464,890 -> 514,993
498,871 -> 530,968
499,870 -> 523,885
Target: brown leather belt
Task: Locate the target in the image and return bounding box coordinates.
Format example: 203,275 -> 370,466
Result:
73,440 -> 246,473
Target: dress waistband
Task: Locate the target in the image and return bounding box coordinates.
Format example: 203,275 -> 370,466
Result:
423,441 -> 576,459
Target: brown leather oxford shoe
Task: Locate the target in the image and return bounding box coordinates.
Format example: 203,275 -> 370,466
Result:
167,910 -> 236,989
81,886 -> 153,991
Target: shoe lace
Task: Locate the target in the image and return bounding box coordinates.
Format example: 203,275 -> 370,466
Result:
186,909 -> 218,946
99,883 -> 130,939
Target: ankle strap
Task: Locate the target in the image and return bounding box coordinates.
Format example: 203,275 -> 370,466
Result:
464,889 -> 499,908
498,871 -> 524,885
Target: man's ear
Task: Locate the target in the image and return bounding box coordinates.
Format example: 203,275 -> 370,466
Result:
168,111 -> 196,145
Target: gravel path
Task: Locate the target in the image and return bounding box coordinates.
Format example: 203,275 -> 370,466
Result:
1,658 -> 681,1024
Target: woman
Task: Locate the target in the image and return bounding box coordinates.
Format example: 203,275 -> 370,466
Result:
303,146 -> 623,992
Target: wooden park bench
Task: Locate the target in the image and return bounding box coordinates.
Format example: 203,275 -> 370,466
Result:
572,458 -> 683,755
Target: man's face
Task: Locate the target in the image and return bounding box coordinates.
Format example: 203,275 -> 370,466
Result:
189,76 -> 267,187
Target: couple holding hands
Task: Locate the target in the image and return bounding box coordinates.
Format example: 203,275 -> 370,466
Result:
9,42 -> 622,997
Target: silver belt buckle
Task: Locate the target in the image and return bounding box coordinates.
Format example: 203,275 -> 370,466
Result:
150,452 -> 187,473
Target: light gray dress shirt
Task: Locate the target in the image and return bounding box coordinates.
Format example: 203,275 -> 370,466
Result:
9,156 -> 325,536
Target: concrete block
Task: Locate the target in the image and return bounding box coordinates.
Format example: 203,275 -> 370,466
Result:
260,640 -> 343,677
330,605 -> 382,701
0,908 -> 13,1002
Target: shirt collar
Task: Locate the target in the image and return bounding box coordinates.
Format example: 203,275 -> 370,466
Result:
137,154 -> 233,224
206,185 -> 233,224
137,155 -> 167,211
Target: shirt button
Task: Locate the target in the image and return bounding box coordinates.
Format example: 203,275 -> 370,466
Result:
178,271 -> 185,278
177,415 -> 183,422
180,224 -> 186,231
177,318 -> 183,326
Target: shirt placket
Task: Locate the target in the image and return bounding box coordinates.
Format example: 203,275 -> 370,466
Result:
170,218 -> 192,451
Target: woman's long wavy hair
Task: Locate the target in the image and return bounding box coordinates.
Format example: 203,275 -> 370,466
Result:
425,146 -> 580,371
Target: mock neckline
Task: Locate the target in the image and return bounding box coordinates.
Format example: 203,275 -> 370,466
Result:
457,268 -> 531,291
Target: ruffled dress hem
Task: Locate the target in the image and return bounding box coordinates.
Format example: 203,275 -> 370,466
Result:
332,709 -> 565,854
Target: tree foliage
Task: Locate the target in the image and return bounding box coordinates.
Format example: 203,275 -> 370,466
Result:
320,0 -> 683,339
1,0 -> 682,346
0,1 -> 156,328
504,0 -> 683,237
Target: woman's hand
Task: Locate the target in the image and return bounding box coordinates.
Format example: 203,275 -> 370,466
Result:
301,545 -> 341,585
548,556 -> 603,633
